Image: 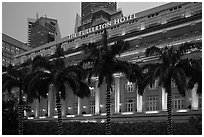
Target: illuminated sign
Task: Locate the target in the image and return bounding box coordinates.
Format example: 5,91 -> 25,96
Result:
67,13 -> 137,39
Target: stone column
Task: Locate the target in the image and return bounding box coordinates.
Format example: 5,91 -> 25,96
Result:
162,88 -> 167,111
61,98 -> 66,117
137,88 -> 143,112
191,83 -> 198,110
114,75 -> 120,114
95,78 -> 100,114
35,99 -> 39,118
77,97 -> 81,115
48,85 -> 54,117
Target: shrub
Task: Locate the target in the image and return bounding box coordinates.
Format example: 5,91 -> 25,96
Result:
4,121 -> 202,135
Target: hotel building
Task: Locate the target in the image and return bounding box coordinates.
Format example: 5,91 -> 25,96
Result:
14,2 -> 201,122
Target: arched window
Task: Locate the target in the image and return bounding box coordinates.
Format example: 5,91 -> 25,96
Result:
125,81 -> 134,92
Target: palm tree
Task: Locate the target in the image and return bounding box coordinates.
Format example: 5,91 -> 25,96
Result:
24,45 -> 90,135
138,43 -> 201,135
79,29 -> 142,135
2,64 -> 30,135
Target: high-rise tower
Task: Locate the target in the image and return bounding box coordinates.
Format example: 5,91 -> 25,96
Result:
27,18 -> 36,45
77,2 -> 121,32
81,2 -> 117,25
29,15 -> 61,48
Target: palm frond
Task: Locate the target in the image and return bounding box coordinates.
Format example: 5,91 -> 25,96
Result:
178,42 -> 202,55
111,40 -> 130,56
26,71 -> 51,102
3,79 -> 19,93
54,70 -> 80,97
53,57 -> 65,70
98,75 -> 104,87
145,46 -> 162,57
138,74 -> 153,95
171,67 -> 186,96
64,65 -> 84,81
53,44 -> 64,58
32,55 -> 52,72
6,64 -> 24,80
77,81 -> 91,98
82,42 -> 97,53
102,29 -> 108,51
111,60 -> 133,81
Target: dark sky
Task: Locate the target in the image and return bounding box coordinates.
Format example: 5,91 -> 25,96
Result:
2,2 -> 166,43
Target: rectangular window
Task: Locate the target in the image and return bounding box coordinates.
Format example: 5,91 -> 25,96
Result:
125,97 -> 135,112
140,21 -> 145,30
172,95 -> 184,110
171,80 -> 176,88
90,101 -> 95,114
90,87 -> 95,96
146,95 -> 159,111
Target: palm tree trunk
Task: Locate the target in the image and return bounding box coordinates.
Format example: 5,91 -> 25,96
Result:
105,77 -> 111,135
166,85 -> 173,135
56,92 -> 63,135
18,84 -> 24,135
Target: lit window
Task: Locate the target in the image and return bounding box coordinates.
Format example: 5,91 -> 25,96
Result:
90,101 -> 95,114
172,94 -> 184,110
125,97 -> 135,112
171,79 -> 176,88
146,95 -> 159,111
149,79 -> 158,90
125,81 -> 134,92
89,87 -> 95,96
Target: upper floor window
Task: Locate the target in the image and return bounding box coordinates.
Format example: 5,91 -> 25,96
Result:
125,81 -> 134,92
89,87 -> 95,96
171,79 -> 176,88
149,79 -> 158,90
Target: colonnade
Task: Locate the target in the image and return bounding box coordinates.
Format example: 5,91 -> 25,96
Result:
33,76 -> 199,118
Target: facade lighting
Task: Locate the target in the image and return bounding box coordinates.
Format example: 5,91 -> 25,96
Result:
145,111 -> 159,114
121,112 -> 134,115
66,115 -> 75,117
39,116 -> 46,119
101,119 -> 106,123
101,113 -> 106,116
82,114 -> 93,117
176,109 -> 188,113
28,117 -> 34,119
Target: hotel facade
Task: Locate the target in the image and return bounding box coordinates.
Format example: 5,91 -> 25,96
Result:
14,2 -> 202,122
